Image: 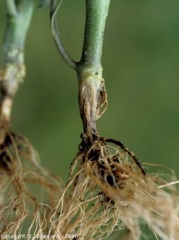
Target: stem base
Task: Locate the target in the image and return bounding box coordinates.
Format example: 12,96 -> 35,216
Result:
78,68 -> 107,135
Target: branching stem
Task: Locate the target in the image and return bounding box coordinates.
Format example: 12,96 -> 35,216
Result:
51,0 -> 110,135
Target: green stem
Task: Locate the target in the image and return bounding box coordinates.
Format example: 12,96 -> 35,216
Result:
80,0 -> 110,69
3,0 -> 34,66
0,0 -> 34,143
77,0 -> 110,135
50,0 -> 110,135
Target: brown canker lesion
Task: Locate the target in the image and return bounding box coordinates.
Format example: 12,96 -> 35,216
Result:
0,63 -> 25,135
0,57 -> 26,171
78,69 -> 107,136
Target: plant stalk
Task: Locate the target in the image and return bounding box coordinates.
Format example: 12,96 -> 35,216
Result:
50,0 -> 110,136
0,0 -> 34,144
77,0 -> 110,135
80,0 -> 110,69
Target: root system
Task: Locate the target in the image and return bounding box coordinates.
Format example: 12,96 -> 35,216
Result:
0,131 -> 62,237
47,133 -> 179,240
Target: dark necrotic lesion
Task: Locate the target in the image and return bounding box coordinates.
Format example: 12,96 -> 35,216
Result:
106,174 -> 114,187
0,135 -> 13,170
0,132 -> 31,172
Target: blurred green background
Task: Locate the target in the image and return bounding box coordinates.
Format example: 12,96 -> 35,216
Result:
0,0 -> 179,185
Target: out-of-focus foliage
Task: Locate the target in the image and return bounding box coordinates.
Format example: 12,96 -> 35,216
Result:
0,0 -> 179,184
